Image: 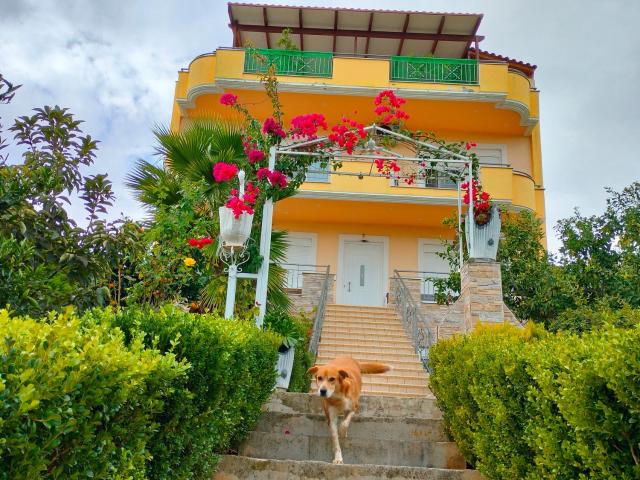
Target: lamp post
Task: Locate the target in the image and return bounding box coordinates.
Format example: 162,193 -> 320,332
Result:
218,170 -> 253,319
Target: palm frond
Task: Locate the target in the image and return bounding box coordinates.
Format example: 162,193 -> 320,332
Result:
267,230 -> 292,312
125,158 -> 182,210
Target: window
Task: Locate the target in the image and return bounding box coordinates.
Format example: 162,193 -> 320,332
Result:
282,233 -> 318,289
418,239 -> 452,303
471,145 -> 507,166
305,161 -> 330,183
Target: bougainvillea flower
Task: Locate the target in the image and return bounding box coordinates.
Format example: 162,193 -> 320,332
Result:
262,117 -> 286,138
226,196 -> 254,219
184,257 -> 196,267
290,113 -> 328,140
248,149 -> 265,164
220,93 -> 238,106
268,170 -> 288,188
243,182 -> 260,204
328,117 -> 366,154
257,167 -> 270,180
213,162 -> 238,182
465,142 -> 477,150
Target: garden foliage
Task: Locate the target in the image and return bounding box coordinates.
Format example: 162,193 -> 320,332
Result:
429,322 -> 640,480
0,308 -> 187,480
0,306 -> 280,480
86,305 -> 280,480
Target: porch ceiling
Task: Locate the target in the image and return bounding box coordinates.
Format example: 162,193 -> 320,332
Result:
273,197 -> 459,228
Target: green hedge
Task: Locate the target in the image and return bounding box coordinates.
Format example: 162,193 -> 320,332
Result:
87,306 -> 280,479
429,322 -> 640,480
0,308 -> 187,480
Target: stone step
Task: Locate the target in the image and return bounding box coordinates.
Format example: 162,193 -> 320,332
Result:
315,356 -> 426,372
240,433 -> 463,468
327,304 -> 396,312
317,348 -> 422,363
265,392 -> 440,419
321,324 -> 405,335
215,456 -> 483,479
311,374 -> 428,387
359,389 -> 433,398
325,311 -> 402,320
320,333 -> 411,343
317,342 -> 417,355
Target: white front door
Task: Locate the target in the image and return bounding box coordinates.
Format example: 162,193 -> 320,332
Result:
340,240 -> 385,306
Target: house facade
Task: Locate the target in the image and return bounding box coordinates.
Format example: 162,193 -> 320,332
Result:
170,3 -> 545,310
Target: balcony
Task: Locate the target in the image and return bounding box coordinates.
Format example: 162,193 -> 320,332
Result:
243,48 -> 333,78
390,56 -> 479,85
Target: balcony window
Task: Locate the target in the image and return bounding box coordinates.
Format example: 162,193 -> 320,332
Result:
244,48 -> 333,78
390,56 -> 479,84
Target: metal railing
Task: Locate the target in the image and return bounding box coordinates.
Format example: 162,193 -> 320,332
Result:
391,270 -> 436,371
395,270 -> 454,303
309,265 -> 331,355
244,48 -> 333,78
390,56 -> 479,84
279,263 -> 328,290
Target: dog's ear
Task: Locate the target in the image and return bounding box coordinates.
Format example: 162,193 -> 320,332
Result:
338,369 -> 349,380
307,365 -> 319,376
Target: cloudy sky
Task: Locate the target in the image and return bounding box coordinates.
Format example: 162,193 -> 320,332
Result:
1,0 -> 639,252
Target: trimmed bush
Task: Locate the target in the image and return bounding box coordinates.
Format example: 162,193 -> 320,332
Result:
85,305 -> 280,480
430,322 -> 640,480
0,308 -> 187,480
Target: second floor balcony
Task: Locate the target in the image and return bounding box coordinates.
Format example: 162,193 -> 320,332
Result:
243,48 -> 479,85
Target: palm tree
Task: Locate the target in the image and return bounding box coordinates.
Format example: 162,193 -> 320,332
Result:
126,119 -> 291,314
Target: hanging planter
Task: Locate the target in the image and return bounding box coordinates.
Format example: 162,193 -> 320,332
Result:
466,205 -> 501,260
218,206 -> 253,248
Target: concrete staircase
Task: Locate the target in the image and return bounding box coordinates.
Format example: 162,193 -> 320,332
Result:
316,304 -> 431,397
214,392 -> 482,479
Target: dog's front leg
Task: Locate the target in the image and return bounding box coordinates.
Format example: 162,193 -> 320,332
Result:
339,410 -> 355,438
328,406 -> 343,464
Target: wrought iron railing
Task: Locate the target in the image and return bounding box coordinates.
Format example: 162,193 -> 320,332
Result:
391,270 -> 436,371
279,263 -> 328,290
395,270 -> 454,303
309,264 -> 331,355
390,56 -> 479,84
244,48 -> 333,78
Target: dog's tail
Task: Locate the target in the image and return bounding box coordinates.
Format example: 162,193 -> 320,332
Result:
359,362 -> 392,374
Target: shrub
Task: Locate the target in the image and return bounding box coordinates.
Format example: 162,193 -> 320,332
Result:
430,322 -> 640,480
86,305 -> 280,480
0,308 -> 186,480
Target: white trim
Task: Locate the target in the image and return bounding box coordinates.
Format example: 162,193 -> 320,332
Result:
293,189 -> 514,207
337,234 -> 389,306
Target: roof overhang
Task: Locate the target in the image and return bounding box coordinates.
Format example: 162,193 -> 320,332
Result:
228,2 -> 484,58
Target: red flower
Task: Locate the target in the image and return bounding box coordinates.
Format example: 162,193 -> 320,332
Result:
243,182 -> 260,204
188,237 -> 213,249
374,90 -> 409,124
290,113 -> 328,140
226,196 -> 254,219
328,117 -> 366,154
220,93 -> 238,106
188,238 -> 198,247
262,117 -> 286,138
257,167 -> 270,180
248,149 -> 265,164
465,142 -> 477,151
268,170 -> 288,188
213,162 -> 238,182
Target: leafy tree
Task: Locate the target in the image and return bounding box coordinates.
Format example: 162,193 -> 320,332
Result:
0,78 -> 142,314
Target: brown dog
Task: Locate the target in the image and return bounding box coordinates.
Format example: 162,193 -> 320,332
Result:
307,356 -> 391,464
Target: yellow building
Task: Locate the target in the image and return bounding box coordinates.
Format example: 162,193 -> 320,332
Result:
171,3 -> 545,308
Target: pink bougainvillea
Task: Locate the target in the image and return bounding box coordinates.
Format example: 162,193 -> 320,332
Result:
290,113 -> 328,140
248,149 -> 265,164
328,117 -> 367,154
225,182 -> 260,219
374,90 -> 409,125
219,93 -> 238,106
213,162 -> 238,182
262,117 -> 286,138
256,168 -> 288,188
461,179 -> 494,225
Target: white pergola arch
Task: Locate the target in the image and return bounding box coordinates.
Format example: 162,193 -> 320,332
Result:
254,124 -> 476,326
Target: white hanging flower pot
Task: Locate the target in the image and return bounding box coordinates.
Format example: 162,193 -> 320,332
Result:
466,205 -> 501,260
219,206 -> 253,247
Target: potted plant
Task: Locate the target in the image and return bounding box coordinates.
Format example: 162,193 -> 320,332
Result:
462,179 -> 501,260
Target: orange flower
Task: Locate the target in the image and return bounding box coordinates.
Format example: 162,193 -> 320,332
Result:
184,257 -> 196,267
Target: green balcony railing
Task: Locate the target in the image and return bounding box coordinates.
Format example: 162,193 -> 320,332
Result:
390,56 -> 479,84
244,48 -> 333,78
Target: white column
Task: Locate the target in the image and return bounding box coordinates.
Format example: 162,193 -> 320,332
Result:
254,146 -> 276,327
467,164 -> 475,258
224,263 -> 238,319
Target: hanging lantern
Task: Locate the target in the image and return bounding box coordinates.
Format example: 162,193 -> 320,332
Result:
219,170 -> 253,248
219,206 -> 253,247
